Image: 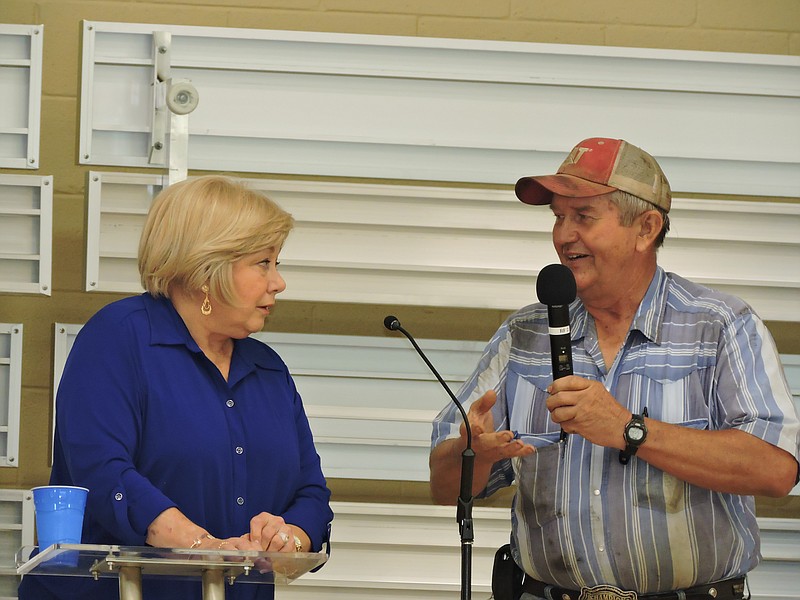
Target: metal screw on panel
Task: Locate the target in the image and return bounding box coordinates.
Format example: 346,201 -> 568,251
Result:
154,142 -> 163,150
158,46 -> 167,54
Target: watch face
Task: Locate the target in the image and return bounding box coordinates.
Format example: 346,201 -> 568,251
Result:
628,427 -> 644,442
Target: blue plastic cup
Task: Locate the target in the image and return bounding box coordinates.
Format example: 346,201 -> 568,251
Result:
32,486 -> 88,559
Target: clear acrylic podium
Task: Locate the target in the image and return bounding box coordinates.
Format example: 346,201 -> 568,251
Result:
17,543 -> 327,600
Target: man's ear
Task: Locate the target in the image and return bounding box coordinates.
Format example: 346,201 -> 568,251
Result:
635,210 -> 663,251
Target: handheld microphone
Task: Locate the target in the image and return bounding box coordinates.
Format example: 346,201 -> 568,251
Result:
383,315 -> 476,586
535,264 -> 577,444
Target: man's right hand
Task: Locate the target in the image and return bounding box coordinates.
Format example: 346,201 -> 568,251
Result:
430,389 -> 534,504
466,390 -> 535,466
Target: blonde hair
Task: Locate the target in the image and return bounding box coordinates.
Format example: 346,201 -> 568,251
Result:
138,175 -> 294,304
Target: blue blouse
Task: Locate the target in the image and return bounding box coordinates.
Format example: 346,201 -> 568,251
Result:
20,294 -> 333,599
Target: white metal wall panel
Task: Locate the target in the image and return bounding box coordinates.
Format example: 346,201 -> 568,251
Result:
50,323 -> 83,464
0,325 -> 22,468
52,324 -> 800,494
255,332 -> 484,481
0,175 -> 53,295
0,24 -> 42,169
0,488 -> 33,599
79,21 -> 800,197
85,172 -> 800,322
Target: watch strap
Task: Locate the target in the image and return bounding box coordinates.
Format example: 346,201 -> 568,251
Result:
619,407 -> 648,465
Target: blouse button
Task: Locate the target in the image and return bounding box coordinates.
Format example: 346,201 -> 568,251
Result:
115,492 -> 123,501
235,446 -> 244,455
236,497 -> 245,506
226,399 -> 235,408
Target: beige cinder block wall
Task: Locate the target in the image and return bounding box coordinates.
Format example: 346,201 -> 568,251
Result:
1,0 -> 798,516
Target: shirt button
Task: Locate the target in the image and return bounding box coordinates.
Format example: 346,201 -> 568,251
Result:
599,546 -> 605,552
235,446 -> 244,455
593,489 -> 600,496
237,497 -> 244,506
226,399 -> 235,408
115,493 -> 123,501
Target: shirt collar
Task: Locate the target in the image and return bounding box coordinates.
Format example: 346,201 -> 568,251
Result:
141,293 -> 282,371
570,266 -> 667,344
143,293 -> 201,351
631,266 -> 668,344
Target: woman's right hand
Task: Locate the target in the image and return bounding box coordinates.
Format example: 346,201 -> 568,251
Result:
193,533 -> 261,551
147,507 -> 262,551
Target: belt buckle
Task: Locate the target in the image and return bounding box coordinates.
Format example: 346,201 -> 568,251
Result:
578,584 -> 638,600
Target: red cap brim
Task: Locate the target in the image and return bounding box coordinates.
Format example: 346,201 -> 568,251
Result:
515,174 -> 617,205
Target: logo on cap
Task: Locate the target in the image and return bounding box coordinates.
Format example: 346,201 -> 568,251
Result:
564,146 -> 590,166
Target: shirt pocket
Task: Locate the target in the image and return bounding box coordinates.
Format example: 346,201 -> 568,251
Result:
513,440 -> 564,527
505,370 -> 567,526
621,369 -> 712,514
506,365 -> 561,436
632,414 -> 710,514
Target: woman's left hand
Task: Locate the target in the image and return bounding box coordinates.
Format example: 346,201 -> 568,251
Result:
248,512 -> 296,552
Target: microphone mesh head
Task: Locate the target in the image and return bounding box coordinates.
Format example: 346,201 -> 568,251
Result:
536,263 -> 577,305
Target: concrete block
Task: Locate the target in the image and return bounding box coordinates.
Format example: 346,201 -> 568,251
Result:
323,0 -> 510,19
607,24 -> 793,54
0,0 -> 37,22
419,16 -> 606,45
511,0 -> 697,27
698,0 -> 800,32
226,9 -> 417,36
790,32 -> 800,55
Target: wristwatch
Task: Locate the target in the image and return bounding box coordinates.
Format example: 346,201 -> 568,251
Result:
619,410 -> 648,465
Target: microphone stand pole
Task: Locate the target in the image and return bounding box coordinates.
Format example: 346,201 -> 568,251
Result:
388,319 -> 474,600
457,445 -> 475,600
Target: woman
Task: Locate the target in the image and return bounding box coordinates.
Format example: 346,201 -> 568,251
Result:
20,175 -> 333,599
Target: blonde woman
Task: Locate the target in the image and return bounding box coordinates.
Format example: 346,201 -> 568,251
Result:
21,176 -> 333,600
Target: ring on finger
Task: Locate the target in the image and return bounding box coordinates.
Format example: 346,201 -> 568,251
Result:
279,532 -> 290,544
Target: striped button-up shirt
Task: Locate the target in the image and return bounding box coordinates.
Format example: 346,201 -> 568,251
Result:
432,267 -> 799,594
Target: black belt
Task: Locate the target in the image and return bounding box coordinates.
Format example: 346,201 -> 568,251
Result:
521,575 -> 747,600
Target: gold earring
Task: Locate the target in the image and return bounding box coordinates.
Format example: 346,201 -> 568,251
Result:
200,285 -> 212,316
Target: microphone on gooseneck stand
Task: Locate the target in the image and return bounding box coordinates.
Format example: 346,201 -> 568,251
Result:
383,315 -> 475,600
535,264 -> 577,450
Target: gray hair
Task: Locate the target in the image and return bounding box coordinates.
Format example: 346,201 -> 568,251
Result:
609,190 -> 670,248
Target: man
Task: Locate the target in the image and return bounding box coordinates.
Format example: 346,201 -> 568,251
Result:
430,138 -> 800,600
